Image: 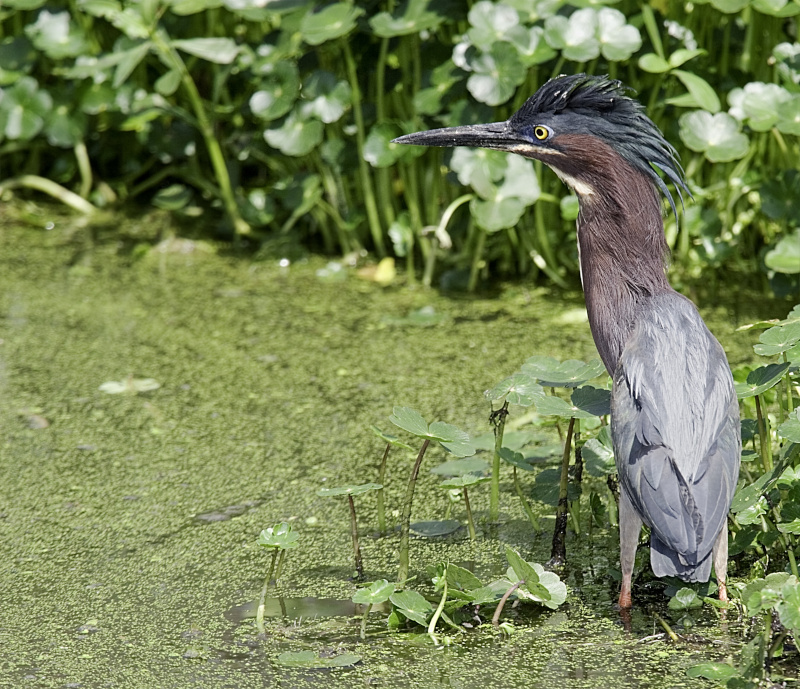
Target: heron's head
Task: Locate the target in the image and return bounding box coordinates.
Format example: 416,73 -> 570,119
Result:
393,74 -> 688,218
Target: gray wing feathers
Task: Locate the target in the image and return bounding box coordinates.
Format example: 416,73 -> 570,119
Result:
612,294 -> 741,580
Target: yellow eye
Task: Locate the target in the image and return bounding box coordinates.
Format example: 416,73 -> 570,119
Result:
534,125 -> 549,141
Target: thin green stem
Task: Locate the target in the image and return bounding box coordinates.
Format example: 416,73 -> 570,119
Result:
343,40 -> 385,256
149,28 -> 250,237
468,227 -> 486,293
377,443 -> 390,535
359,603 -> 372,640
464,488 -> 476,541
256,549 -> 279,634
490,402 -> 509,523
513,467 -> 541,533
755,394 -> 773,472
398,439 -> 431,584
428,564 -> 448,636
550,417 -> 575,567
348,494 -> 364,579
784,352 -> 794,415
74,141 -> 92,198
274,549 -> 286,583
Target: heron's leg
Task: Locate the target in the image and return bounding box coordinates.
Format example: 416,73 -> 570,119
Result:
712,525 -> 729,602
618,489 -> 642,609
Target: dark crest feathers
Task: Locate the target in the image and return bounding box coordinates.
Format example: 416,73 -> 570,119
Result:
511,74 -> 690,219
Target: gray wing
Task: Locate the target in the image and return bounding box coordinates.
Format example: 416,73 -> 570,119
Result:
611,293 -> 740,579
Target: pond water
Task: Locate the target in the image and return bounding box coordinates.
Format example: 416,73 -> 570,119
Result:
0,208 -> 791,688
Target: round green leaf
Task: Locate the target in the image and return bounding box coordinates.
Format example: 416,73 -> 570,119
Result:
728,82 -> 791,131
44,101 -> 86,147
485,371 -> 544,406
777,95 -> 800,135
316,482 -> 382,497
470,197 -> 526,232
777,580 -> 800,633
735,362 -> 792,398
364,123 -> 403,168
768,229 -> 800,273
389,406 -> 429,438
257,522 -> 300,550
678,110 -> 748,163
389,589 -> 433,625
754,321 -> 800,355
0,76 -> 52,141
430,456 -> 490,476
410,519 -> 462,537
300,4 -> 364,46
466,1 -> 523,51
583,436 -> 615,476
466,42 -> 526,106
25,10 -> 89,59
441,474 -> 491,489
544,9 -> 600,62
778,410 -> 800,443
686,663 -> 738,681
263,110 -> 323,156
300,70 -> 350,124
369,0 -> 447,37
352,579 -> 394,605
760,171 -> 800,224
597,8 -> 641,61
522,356 -> 606,387
250,61 -> 300,122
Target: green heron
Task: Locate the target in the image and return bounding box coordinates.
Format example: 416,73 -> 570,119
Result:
393,74 -> 740,608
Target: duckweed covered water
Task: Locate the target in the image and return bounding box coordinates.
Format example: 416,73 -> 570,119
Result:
0,208 -> 790,687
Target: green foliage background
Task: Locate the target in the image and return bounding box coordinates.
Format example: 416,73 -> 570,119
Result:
1,0 -> 799,290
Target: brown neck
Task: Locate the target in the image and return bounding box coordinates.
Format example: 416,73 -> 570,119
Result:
558,136 -> 673,373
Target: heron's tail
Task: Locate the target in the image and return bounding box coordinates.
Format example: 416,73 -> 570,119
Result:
650,534 -> 713,582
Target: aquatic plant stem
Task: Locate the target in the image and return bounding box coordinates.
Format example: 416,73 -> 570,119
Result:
348,494 -> 364,579
149,28 -> 250,237
783,352 -> 794,415
256,550 -> 279,634
0,175 -> 97,214
343,40 -> 385,256
428,564 -> 448,636
655,613 -> 679,642
463,488 -> 476,541
550,417 -> 575,567
490,402 -> 509,523
755,394 -> 773,472
377,443 -> 390,535
492,581 -> 521,627
359,603 -> 372,640
397,439 -> 431,584
513,467 -> 541,533
274,550 -> 286,582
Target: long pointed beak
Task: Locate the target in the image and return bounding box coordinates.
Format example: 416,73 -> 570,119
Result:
392,122 -> 524,152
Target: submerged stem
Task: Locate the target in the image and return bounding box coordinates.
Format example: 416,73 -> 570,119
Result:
492,580 -> 522,627
550,417 -> 575,567
490,402 -> 509,523
513,467 -> 541,533
428,564 -> 448,636
377,443 -> 390,535
256,550 -> 279,634
755,394 -> 772,472
359,603 -> 372,640
397,439 -> 431,584
348,494 -> 364,579
464,488 -> 476,541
